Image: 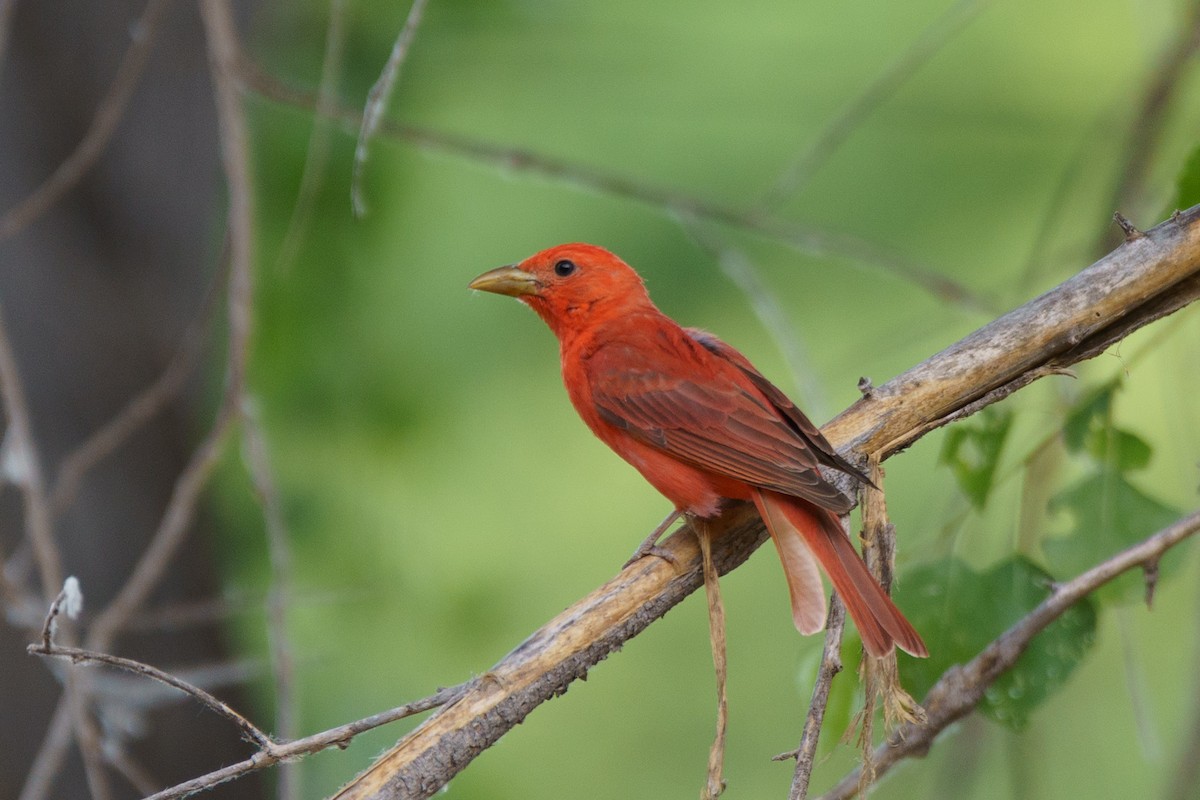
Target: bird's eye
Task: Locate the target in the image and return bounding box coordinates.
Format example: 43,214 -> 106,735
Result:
553,259 -> 577,277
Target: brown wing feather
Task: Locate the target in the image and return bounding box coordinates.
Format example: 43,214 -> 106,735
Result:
685,328 -> 873,486
589,331 -> 855,513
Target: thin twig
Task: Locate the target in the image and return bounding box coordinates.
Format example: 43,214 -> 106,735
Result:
82,403 -> 238,650
18,692 -> 73,800
274,0 -> 348,272
0,0 -> 171,242
38,576 -> 81,648
84,0 -> 257,652
758,0 -> 992,210
1095,0 -> 1200,257
696,524 -> 728,800
49,238 -> 227,518
65,670 -> 114,800
350,0 -> 431,217
31,579 -> 112,799
0,301 -> 62,600
105,748 -> 161,796
846,468 -> 924,797
200,0 -> 255,395
140,684 -> 469,800
785,595 -> 846,800
28,642 -> 274,749
684,221 -> 829,418
1164,556 -> 1200,800
236,60 -> 992,314
240,398 -> 299,797
815,509 -> 1200,800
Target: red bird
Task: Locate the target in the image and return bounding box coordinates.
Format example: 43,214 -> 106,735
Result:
470,243 -> 926,658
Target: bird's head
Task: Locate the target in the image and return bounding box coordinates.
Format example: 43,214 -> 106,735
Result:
469,243 -> 654,338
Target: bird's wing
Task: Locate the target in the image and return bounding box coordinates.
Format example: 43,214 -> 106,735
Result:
588,336 -> 854,513
685,328 -> 873,486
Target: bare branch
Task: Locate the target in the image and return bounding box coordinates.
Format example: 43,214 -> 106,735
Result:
831,207 -> 1200,459
1096,0 -> 1200,256
49,241 -> 226,518
83,0 -> 257,653
28,642 -> 274,749
240,399 -> 299,796
274,0 -> 349,273
784,595 -> 846,800
18,693 -> 72,800
200,0 -> 255,395
684,221 -> 829,417
350,0 -> 431,217
758,0 -> 992,210
0,0 -> 170,242
141,684 -> 468,800
236,60 -> 993,314
816,508 -> 1200,800
696,525 -> 729,799
37,576 -> 82,648
0,301 -> 62,599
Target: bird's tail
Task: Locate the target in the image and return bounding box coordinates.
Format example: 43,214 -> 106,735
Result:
751,488 -> 928,658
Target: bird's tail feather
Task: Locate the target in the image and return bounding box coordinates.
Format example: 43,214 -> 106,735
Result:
751,488 -> 928,658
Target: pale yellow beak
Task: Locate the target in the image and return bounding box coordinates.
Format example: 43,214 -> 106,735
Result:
468,265 -> 541,297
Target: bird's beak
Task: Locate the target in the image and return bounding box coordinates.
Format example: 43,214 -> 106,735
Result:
468,265 -> 541,297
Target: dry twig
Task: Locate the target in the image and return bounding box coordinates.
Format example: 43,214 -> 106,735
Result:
240,398 -> 299,797
1095,0 -> 1200,256
758,0 -> 992,210
780,595 -> 846,800
82,0 -> 257,654
274,0 -> 349,272
49,241 -> 227,518
0,302 -> 62,599
0,0 -> 171,242
28,642 -> 274,750
235,60 -> 991,314
696,524 -> 729,800
143,685 -> 467,800
350,0 -> 431,216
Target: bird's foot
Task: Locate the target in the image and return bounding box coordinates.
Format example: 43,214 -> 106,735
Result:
623,510 -> 683,568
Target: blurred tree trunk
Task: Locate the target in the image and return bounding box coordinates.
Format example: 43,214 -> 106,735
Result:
0,1 -> 262,796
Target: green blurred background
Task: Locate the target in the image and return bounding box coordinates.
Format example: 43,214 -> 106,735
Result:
216,0 -> 1200,797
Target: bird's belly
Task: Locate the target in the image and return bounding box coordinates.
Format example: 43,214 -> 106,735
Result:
615,437 -> 751,518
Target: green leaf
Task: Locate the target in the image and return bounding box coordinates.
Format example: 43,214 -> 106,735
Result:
1043,468 -> 1183,604
1062,381 -> 1117,454
894,556 -> 1096,731
1173,143 -> 1200,211
939,407 -> 1013,509
1061,380 -> 1152,472
1085,427 -> 1152,472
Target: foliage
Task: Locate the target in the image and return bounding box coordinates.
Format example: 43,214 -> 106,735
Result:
898,555 -> 1097,731
1044,381 -> 1185,604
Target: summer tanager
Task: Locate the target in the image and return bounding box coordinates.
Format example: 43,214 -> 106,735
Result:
469,243 -> 926,658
